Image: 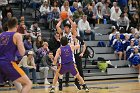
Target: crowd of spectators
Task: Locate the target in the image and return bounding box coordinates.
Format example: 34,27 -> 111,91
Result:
0,0 -> 140,84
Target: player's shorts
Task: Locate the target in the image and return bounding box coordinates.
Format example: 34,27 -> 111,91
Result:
0,61 -> 25,82
59,62 -> 78,76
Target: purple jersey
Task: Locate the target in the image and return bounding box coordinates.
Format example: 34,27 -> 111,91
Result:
0,32 -> 17,62
60,45 -> 74,64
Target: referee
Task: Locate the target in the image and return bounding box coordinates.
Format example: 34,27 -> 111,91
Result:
73,35 -> 86,90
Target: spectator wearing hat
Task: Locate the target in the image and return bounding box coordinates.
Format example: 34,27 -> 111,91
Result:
18,51 -> 38,84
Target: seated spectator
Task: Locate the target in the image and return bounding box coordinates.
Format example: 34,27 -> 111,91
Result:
110,2 -> 122,14
117,13 -> 129,33
129,0 -> 138,13
2,4 -> 13,19
51,1 -> 60,13
126,40 -> 135,59
36,42 -> 49,71
73,6 -> 84,24
122,34 -> 130,60
33,35 -> 44,53
101,2 -> 111,22
17,20 -> 28,35
130,13 -> 139,28
39,51 -> 57,84
75,0 -> 82,7
78,15 -> 95,41
112,33 -> 123,60
24,36 -> 33,52
70,2 -> 78,14
97,5 -> 103,23
131,33 -> 139,46
49,7 -> 60,30
109,26 -> 119,46
82,0 -> 93,7
63,6 -> 73,17
2,12 -> 12,31
18,51 -> 38,84
39,1 -> 50,16
48,32 -> 60,56
110,7 -> 121,27
85,6 -> 96,28
95,0 -> 104,9
29,22 -> 41,39
128,46 -> 140,78
30,0 -> 42,9
61,1 -> 70,11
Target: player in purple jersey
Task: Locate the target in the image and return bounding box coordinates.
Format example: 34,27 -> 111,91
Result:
0,17 -> 32,93
49,37 -> 89,93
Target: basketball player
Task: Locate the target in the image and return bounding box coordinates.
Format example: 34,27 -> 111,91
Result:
0,17 -> 32,93
49,37 -> 89,93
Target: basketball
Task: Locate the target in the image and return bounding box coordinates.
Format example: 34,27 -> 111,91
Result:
60,11 -> 68,20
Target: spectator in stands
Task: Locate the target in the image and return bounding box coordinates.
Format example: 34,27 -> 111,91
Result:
129,0 -> 138,13
132,33 -> 139,46
61,1 -> 70,11
97,5 -> 103,23
30,21 -> 41,39
19,15 -> 29,29
17,20 -> 28,35
73,6 -> 84,24
130,13 -> 139,28
85,6 -> 96,28
48,32 -> 61,56
95,0 -> 105,9
39,1 -> 51,16
122,34 -> 130,60
109,26 -> 119,46
51,1 -> 60,13
64,6 -> 73,17
91,1 -> 98,16
24,36 -> 33,52
126,40 -> 135,59
70,2 -> 78,14
33,35 -> 44,53
112,33 -> 123,60
82,0 -> 93,7
78,15 -> 95,41
18,51 -> 38,84
118,0 -> 128,10
2,4 -> 13,18
2,12 -> 12,31
110,7 -> 121,27
110,2 -> 121,14
30,0 -> 42,9
117,13 -> 129,33
50,7 -> 60,30
75,0 -> 82,7
101,1 -> 111,22
36,42 -> 49,71
128,46 -> 140,79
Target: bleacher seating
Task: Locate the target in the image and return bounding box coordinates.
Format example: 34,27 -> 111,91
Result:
8,2 -> 139,83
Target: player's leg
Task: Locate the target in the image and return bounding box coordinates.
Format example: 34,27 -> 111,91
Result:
14,75 -> 32,93
13,81 -> 22,93
71,64 -> 89,92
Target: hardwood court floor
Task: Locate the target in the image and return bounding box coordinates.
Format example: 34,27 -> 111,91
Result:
1,78 -> 140,93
